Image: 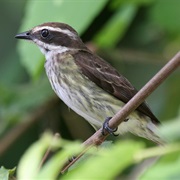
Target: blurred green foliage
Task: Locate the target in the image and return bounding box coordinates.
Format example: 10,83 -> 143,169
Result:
14,131 -> 180,179
0,0 -> 179,179
0,166 -> 16,180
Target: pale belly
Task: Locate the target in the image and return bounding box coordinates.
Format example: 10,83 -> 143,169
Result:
48,65 -> 124,129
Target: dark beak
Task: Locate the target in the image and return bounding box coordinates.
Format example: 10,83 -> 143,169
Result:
15,31 -> 32,40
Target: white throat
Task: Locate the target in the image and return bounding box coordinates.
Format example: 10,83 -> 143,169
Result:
39,45 -> 69,56
34,38 -> 70,56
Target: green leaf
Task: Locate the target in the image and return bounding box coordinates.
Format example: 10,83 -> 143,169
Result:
0,78 -> 53,135
110,0 -> 155,8
36,140 -> 82,179
149,0 -> 180,34
160,108 -> 180,142
94,4 -> 137,48
16,0 -> 108,78
17,132 -> 61,179
140,145 -> 180,179
0,166 -> 16,180
17,132 -> 82,179
63,140 -> 144,179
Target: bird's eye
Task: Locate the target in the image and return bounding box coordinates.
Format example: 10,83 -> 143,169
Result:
41,29 -> 49,38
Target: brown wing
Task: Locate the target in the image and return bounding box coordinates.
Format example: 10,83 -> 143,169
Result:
73,49 -> 160,124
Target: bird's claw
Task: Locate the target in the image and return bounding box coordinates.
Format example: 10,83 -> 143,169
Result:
102,117 -> 118,136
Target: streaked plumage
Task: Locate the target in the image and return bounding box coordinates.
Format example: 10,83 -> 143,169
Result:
16,22 -> 163,144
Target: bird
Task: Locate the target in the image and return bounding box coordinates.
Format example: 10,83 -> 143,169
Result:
15,22 -> 163,144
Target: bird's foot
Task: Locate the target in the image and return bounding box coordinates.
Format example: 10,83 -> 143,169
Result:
68,156 -> 76,162
102,117 -> 119,136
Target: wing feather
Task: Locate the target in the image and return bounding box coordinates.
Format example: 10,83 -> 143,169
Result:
73,49 -> 160,124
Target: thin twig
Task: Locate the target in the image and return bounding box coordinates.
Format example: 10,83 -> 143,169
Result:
38,133 -> 60,170
61,51 -> 180,173
61,145 -> 93,173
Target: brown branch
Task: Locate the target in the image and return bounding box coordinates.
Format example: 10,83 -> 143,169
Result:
61,51 -> 180,173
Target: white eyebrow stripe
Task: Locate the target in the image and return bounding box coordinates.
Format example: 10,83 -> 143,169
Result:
32,26 -> 77,39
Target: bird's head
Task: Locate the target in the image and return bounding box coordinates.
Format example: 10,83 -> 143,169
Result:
15,22 -> 86,55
